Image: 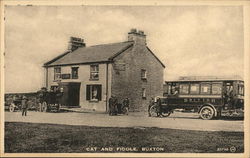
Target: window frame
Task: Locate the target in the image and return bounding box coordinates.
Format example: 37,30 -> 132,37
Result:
141,69 -> 147,80
238,85 -> 244,96
90,65 -> 99,80
179,83 -> 189,95
200,83 -> 211,95
190,83 -> 200,94
86,84 -> 102,101
54,67 -> 61,81
211,83 -> 222,95
71,67 -> 79,79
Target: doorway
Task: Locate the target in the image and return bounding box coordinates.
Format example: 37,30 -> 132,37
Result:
59,82 -> 81,107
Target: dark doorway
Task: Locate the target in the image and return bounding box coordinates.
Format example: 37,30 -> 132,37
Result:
59,82 -> 81,107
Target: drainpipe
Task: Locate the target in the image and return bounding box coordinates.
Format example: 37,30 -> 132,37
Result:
106,63 -> 109,112
45,67 -> 48,88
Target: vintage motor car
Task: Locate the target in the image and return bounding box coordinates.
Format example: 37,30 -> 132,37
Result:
4,95 -> 22,112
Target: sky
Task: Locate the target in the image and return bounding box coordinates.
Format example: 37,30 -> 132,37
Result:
4,5 -> 244,93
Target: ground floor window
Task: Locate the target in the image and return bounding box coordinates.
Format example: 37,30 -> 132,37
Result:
86,85 -> 102,101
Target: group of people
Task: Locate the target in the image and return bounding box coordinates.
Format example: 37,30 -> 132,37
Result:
108,96 -> 130,116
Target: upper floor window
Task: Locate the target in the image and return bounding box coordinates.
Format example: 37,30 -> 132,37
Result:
71,67 -> 79,79
54,67 -> 61,81
141,69 -> 147,79
90,65 -> 99,80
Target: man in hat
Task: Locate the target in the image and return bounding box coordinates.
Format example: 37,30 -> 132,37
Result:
108,96 -> 114,115
21,96 -> 28,116
122,98 -> 130,115
156,97 -> 163,117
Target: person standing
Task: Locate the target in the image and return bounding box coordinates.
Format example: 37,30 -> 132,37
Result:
156,97 -> 163,117
21,96 -> 28,116
108,96 -> 114,116
122,98 -> 130,115
113,96 -> 118,115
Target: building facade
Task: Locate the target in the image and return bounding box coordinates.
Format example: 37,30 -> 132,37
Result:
44,29 -> 165,112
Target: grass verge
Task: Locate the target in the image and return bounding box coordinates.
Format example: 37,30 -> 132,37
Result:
5,122 -> 243,153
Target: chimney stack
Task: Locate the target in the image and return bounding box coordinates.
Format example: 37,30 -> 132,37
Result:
68,37 -> 86,52
128,28 -> 146,45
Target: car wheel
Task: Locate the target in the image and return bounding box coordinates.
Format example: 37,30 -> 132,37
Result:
200,106 -> 214,120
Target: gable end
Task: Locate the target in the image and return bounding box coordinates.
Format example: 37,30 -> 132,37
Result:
146,47 -> 166,68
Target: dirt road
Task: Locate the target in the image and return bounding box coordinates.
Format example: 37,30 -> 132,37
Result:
4,111 -> 244,132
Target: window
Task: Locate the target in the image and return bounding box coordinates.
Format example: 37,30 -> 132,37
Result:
190,83 -> 200,94
90,65 -> 99,80
238,85 -> 244,95
180,84 -> 189,94
54,67 -> 61,80
141,69 -> 147,79
201,83 -> 211,94
86,85 -> 102,101
71,67 -> 79,79
212,83 -> 222,95
142,88 -> 146,98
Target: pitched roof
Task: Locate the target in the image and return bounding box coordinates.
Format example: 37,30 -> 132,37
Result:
44,41 -> 134,67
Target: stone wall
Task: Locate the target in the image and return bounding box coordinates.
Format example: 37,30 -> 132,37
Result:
111,42 -> 164,111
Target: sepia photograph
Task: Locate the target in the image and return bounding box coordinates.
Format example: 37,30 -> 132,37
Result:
1,0 -> 249,157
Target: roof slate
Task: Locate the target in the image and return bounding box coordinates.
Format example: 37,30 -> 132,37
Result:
45,41 -> 134,66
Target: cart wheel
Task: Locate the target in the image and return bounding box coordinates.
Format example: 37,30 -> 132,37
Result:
149,105 -> 158,117
42,102 -> 47,112
9,103 -> 15,112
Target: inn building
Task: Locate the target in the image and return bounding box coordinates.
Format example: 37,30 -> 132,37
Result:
43,29 -> 165,112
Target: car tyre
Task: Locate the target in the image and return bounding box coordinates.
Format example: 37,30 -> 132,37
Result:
200,106 -> 214,120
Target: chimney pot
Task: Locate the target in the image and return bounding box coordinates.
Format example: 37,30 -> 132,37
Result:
68,36 -> 85,51
130,28 -> 137,33
138,30 -> 144,35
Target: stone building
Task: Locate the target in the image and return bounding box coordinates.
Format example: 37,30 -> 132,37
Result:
43,29 -> 165,112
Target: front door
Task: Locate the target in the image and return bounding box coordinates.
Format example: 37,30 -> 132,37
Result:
68,82 -> 81,106
59,82 -> 81,107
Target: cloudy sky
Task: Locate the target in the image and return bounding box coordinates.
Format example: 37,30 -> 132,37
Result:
4,5 -> 244,93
